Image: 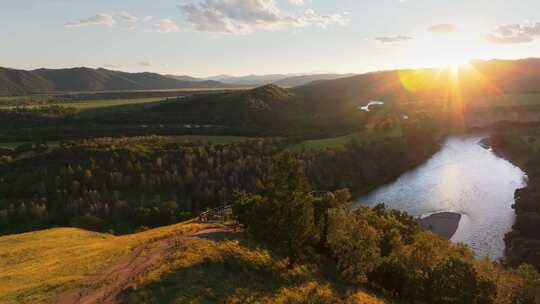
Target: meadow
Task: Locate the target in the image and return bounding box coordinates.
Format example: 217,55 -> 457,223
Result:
0,221 -> 384,304
0,97 -> 166,118
287,127 -> 402,152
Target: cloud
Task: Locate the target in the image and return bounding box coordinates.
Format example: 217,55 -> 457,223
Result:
486,22 -> 540,44
139,61 -> 152,67
66,13 -> 179,33
118,12 -> 138,23
65,14 -> 115,27
374,35 -> 413,43
104,64 -> 120,69
428,24 -> 457,34
178,0 -> 347,35
153,19 -> 181,33
289,0 -> 305,6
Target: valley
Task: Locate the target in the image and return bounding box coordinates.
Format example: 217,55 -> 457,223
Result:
2,58 -> 540,303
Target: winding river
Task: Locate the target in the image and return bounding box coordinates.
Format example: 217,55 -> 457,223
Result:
356,134 -> 527,259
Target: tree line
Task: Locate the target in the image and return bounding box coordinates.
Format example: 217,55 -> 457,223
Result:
234,152 -> 540,304
0,125 -> 439,236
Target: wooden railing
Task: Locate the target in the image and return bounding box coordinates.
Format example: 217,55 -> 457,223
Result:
198,204 -> 233,223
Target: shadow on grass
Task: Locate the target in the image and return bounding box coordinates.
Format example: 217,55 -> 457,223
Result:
118,234 -> 306,304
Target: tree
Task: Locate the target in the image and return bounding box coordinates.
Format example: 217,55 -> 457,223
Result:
327,207 -> 381,285
233,152 -> 317,267
511,264 -> 540,304
312,189 -> 351,251
428,257 -> 478,304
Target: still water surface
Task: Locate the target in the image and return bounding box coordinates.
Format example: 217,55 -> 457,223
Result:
356,135 -> 527,259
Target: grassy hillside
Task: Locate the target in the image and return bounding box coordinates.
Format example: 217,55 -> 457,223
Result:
293,58 -> 540,107
287,128 -> 402,152
0,67 -> 233,96
0,222 -> 385,304
0,228 -> 133,304
272,73 -> 356,88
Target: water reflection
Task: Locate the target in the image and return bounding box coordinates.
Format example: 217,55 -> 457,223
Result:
359,101 -> 385,112
356,134 -> 527,259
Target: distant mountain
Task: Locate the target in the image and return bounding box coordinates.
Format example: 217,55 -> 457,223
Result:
293,58 -> 540,105
0,67 -> 235,96
94,58 -> 540,136
205,74 -> 303,86
272,73 -> 356,88
165,75 -> 206,82
0,67 -> 52,96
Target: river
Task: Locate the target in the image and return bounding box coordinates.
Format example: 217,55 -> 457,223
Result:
356,134 -> 527,259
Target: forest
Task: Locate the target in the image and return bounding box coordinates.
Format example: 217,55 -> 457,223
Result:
0,113 -> 439,236
221,152 -> 540,304
488,133 -> 540,270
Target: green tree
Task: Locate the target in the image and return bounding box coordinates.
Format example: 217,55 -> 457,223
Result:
233,152 -> 317,267
511,264 -> 540,304
428,257 -> 478,304
327,207 -> 381,285
313,189 -> 351,251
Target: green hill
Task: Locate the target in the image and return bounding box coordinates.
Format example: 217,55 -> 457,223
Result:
0,67 -> 233,96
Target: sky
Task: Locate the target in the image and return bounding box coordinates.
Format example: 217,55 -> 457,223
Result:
2,0 -> 540,77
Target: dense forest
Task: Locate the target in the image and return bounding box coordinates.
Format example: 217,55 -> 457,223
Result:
0,117 -> 439,235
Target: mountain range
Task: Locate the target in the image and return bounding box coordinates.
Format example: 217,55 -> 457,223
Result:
0,66 -> 356,96
0,67 -> 234,96
170,73 -> 355,87
112,58 -> 540,133
3,59 -> 540,97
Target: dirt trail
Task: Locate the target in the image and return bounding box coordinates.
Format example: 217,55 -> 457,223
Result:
56,227 -> 235,304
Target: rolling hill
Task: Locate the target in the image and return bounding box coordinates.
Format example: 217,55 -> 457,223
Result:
0,221 -> 385,304
293,58 -> 540,105
272,73 -> 356,87
204,73 -> 355,87
204,74 -> 297,86
0,67 -> 234,96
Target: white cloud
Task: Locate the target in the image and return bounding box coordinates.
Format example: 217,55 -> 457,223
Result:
428,24 -> 458,34
118,12 -> 138,23
65,14 -> 115,27
65,13 -> 179,33
139,61 -> 152,67
153,19 -> 181,33
178,0 -> 347,35
486,22 -> 540,44
374,35 -> 413,43
289,0 -> 305,6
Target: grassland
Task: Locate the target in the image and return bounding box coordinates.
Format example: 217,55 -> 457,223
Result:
0,222 -> 207,304
120,231 -> 385,304
287,128 -> 402,153
0,97 -> 165,118
0,222 -> 385,304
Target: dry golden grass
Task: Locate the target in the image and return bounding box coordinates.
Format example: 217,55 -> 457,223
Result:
0,228 -> 133,304
0,221 -> 386,304
0,221 -> 207,304
120,230 -> 387,304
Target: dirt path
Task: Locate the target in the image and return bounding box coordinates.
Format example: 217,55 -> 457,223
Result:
56,227 -> 235,304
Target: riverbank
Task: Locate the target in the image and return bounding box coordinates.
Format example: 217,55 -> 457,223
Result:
420,212 -> 462,240
487,132 -> 540,269
358,134 -> 525,259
